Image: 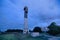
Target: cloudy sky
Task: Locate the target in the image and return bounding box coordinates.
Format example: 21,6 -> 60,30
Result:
0,0 -> 60,31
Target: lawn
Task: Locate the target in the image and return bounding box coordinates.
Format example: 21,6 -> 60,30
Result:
0,33 -> 19,40
0,33 -> 48,40
1,33 -> 60,40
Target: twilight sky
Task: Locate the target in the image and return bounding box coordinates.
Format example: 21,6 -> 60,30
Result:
0,0 -> 60,31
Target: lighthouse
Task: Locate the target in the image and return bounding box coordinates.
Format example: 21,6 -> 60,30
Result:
23,6 -> 28,34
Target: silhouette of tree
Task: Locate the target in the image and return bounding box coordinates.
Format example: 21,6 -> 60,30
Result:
29,30 -> 33,32
48,22 -> 56,28
33,26 -> 42,33
47,22 -> 60,36
5,29 -> 23,33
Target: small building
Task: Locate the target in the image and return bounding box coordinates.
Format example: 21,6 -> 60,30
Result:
31,32 -> 40,37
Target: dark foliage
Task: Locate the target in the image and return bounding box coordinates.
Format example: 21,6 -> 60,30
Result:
5,29 -> 23,33
29,30 -> 33,32
47,22 -> 60,36
33,26 -> 42,33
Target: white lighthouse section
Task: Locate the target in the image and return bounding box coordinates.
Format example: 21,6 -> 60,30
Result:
23,18 -> 28,34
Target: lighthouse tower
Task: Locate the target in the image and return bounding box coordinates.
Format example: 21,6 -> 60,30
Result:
23,6 -> 28,34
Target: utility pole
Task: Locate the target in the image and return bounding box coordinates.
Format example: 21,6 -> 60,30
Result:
23,6 -> 28,34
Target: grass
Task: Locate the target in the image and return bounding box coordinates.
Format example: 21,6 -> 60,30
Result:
0,33 -> 60,40
0,33 -> 48,40
0,33 -> 18,40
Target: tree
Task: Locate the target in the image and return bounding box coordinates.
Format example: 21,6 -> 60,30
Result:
48,22 -> 56,29
29,30 -> 33,32
5,29 -> 23,33
33,26 -> 42,33
47,22 -> 60,36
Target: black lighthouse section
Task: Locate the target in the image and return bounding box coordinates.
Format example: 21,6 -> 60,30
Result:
24,13 -> 28,18
24,6 -> 28,18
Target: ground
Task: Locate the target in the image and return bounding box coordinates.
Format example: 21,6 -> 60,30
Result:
0,33 -> 60,40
